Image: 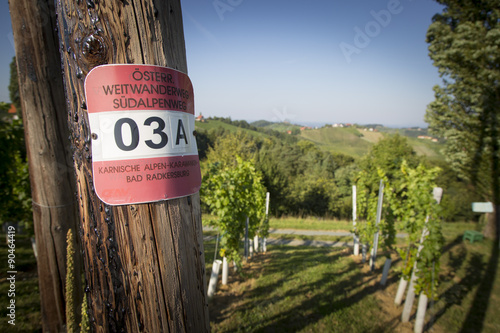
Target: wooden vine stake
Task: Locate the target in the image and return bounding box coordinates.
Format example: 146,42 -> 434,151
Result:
369,180 -> 384,271
54,0 -> 209,331
352,185 -> 359,256
262,191 -> 270,253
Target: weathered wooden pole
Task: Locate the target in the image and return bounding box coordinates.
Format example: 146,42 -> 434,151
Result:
54,0 -> 209,331
8,0 -> 82,331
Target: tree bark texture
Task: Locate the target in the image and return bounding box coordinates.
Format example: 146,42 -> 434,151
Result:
8,0 -> 82,331
54,0 -> 209,331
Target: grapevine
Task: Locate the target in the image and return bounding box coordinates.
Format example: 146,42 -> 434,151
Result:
202,155 -> 266,266
394,161 -> 443,296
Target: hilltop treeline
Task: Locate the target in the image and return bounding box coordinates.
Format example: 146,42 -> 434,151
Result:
208,116 -> 298,144
197,119 -> 479,221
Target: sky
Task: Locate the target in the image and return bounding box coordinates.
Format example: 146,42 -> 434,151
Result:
1,0 -> 445,128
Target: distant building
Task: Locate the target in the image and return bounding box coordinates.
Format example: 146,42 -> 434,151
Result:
8,104 -> 16,115
3,104 -> 19,121
418,135 -> 438,142
195,113 -> 205,122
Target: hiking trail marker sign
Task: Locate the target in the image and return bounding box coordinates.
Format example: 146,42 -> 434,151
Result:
85,64 -> 201,205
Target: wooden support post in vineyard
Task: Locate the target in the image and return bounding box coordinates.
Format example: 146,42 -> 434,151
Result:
263,191 -> 270,253
8,0 -> 82,331
352,185 -> 359,256
244,217 -> 249,260
54,0 -> 209,331
369,180 -> 384,272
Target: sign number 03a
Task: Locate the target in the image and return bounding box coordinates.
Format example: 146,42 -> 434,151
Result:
90,110 -> 196,161
114,116 -> 187,151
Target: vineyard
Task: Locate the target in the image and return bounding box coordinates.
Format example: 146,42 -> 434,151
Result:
1,219 -> 498,332
196,117 -> 498,332
204,227 -> 500,332
196,118 -> 480,222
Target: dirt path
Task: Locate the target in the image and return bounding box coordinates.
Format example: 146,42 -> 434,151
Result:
204,227 -> 407,248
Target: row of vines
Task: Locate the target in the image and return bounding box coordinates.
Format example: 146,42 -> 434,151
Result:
354,161 -> 444,333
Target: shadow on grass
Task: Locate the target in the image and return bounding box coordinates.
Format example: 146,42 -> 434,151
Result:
459,240 -> 499,333
426,248 -> 485,331
424,235 -> 498,332
207,232 -> 499,333
209,245 -> 399,332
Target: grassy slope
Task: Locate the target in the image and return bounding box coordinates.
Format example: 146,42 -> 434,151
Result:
406,136 -> 443,159
299,127 -> 375,158
294,125 -> 443,160
196,119 -> 445,160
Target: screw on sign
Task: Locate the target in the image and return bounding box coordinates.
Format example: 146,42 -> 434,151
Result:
85,64 -> 201,205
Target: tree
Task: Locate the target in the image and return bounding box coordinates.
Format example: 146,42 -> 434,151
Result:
431,159 -> 479,221
8,57 -> 21,118
291,141 -> 340,216
425,0 -> 500,239
0,61 -> 31,228
356,134 -> 419,219
0,118 -> 31,226
333,163 -> 359,219
255,137 -> 352,217
203,131 -> 259,167
256,138 -> 303,216
358,134 -> 418,184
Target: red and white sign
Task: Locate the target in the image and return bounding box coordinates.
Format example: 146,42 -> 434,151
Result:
84,64 -> 201,205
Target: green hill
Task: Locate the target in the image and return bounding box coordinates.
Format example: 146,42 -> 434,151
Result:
195,118 -> 445,160
299,127 -> 373,157
195,119 -> 271,140
297,126 -> 444,159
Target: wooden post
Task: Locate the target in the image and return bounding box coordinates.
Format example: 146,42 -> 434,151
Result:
8,0 -> 82,331
380,258 -> 392,286
54,0 -> 209,331
352,185 -> 359,256
263,191 -> 270,253
370,180 -> 384,271
244,217 -> 249,260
